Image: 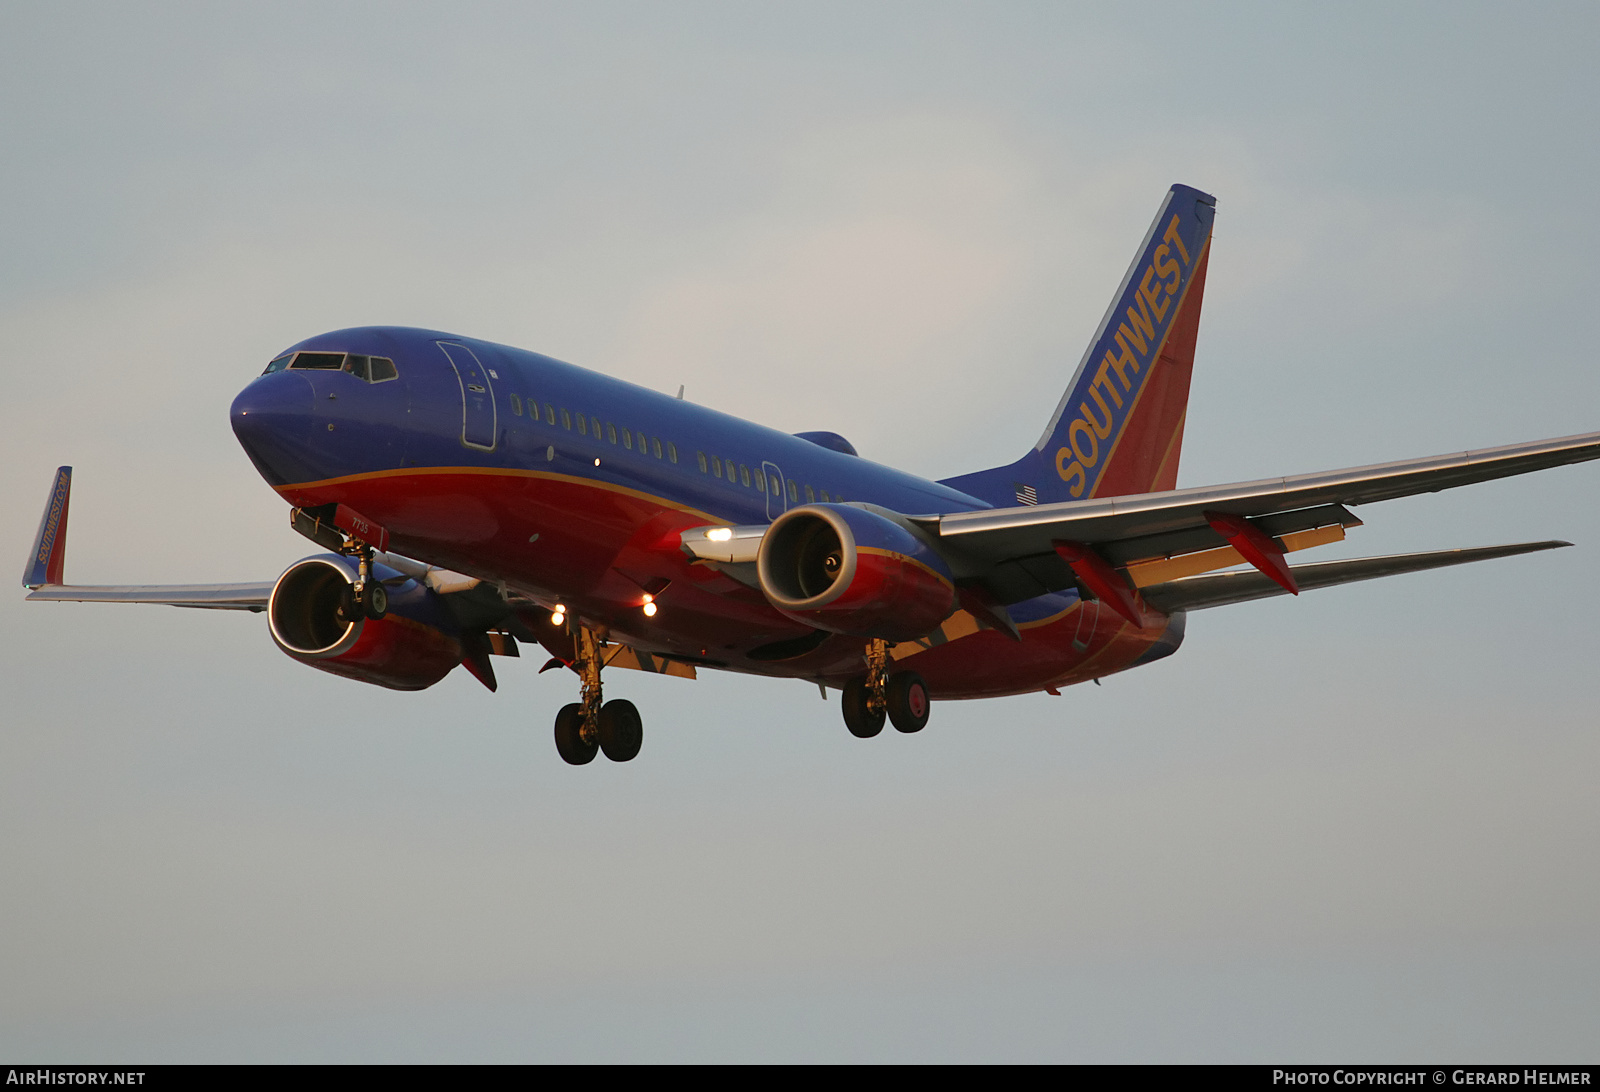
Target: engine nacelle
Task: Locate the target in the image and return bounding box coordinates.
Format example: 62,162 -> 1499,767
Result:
267,554 -> 463,691
756,504 -> 957,641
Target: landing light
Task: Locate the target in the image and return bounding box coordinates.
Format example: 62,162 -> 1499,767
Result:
643,602 -> 657,618
706,527 -> 732,542
551,606 -> 566,626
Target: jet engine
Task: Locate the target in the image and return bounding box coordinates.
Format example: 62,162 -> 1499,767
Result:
267,554 -> 463,690
756,504 -> 956,641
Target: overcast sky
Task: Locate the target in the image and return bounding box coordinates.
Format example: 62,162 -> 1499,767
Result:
3,1 -> 1598,1061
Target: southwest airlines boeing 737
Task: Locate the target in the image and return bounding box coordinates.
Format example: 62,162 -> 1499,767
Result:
24,185 -> 1600,765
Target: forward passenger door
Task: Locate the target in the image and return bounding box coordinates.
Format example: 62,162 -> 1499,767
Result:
437,342 -> 497,451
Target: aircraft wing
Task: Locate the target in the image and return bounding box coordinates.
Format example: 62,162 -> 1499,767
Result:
22,467 -> 276,611
24,583 -> 273,611
1140,541 -> 1570,613
929,431 -> 1600,603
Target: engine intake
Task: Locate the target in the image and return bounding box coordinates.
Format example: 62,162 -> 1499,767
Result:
757,505 -> 956,641
268,555 -> 463,690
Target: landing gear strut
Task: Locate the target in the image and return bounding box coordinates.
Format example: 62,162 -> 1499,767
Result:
841,639 -> 932,737
351,544 -> 388,619
334,542 -> 387,623
553,618 -> 644,765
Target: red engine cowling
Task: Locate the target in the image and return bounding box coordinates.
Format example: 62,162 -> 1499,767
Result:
756,504 -> 957,641
267,555 -> 463,691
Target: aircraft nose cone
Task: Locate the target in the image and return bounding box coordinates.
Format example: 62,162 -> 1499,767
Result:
231,371 -> 315,486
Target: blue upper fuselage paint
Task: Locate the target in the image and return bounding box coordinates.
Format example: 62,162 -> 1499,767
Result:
231,326 -> 993,527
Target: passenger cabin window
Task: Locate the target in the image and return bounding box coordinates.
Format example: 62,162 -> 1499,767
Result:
510,394 -> 523,416
739,465 -> 751,488
606,423 -> 617,444
697,452 -> 708,473
805,485 -> 815,503
788,480 -> 798,502
622,430 -> 633,450
712,455 -> 722,478
576,415 -> 587,436
544,404 -> 556,426
666,442 -> 677,465
652,437 -> 662,459
590,416 -> 601,438
561,409 -> 572,430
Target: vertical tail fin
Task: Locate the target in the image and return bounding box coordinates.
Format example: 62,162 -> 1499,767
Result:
24,466 -> 72,588
942,185 -> 1215,507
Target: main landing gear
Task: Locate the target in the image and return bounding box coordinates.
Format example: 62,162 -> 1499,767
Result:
841,638 -> 931,738
553,619 -> 644,765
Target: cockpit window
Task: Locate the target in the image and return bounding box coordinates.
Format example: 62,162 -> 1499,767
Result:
345,354 -> 397,382
291,352 -> 346,370
265,351 -> 399,382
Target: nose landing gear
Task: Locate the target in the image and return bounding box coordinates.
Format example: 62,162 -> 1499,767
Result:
337,545 -> 387,622
841,639 -> 932,738
553,619 -> 645,765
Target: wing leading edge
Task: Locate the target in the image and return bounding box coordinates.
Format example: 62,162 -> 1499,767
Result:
25,583 -> 274,611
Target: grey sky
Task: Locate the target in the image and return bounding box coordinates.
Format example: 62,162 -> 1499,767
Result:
2,2 -> 1598,1061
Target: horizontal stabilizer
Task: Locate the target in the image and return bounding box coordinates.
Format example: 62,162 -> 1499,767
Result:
1140,541 -> 1571,613
25,583 -> 273,611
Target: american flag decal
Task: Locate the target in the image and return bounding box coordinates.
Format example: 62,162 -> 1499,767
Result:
1014,482 -> 1038,506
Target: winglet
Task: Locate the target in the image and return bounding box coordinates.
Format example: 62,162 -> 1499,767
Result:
23,467 -> 72,588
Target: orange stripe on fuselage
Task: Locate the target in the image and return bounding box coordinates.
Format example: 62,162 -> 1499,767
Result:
275,464 -> 727,529
855,545 -> 955,592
